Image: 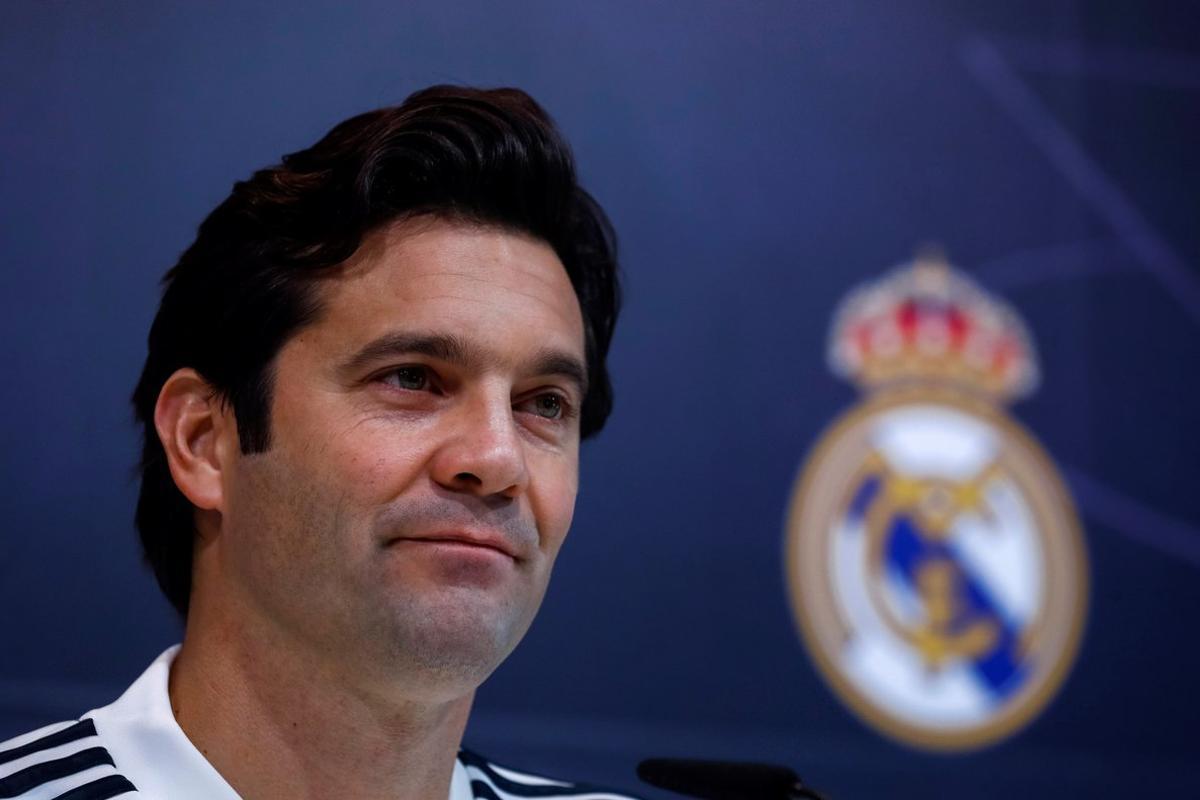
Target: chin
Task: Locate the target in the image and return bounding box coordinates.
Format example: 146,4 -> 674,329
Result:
368,587 -> 536,692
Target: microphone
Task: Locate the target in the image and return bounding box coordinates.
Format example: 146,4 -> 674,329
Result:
636,758 -> 827,800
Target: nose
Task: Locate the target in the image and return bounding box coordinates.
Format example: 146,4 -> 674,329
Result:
430,391 -> 529,500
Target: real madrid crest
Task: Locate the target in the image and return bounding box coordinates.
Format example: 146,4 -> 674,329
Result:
785,251 -> 1088,751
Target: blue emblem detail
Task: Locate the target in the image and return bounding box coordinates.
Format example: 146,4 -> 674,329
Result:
882,516 -> 1027,698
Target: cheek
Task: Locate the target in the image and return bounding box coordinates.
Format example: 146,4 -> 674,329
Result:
322,418 -> 435,499
530,453 -> 579,556
271,379 -> 431,495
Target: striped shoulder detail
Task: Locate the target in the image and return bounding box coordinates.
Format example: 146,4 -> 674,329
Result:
0,718 -> 136,799
459,749 -> 643,800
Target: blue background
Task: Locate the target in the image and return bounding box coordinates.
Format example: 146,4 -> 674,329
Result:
2,1 -> 1199,797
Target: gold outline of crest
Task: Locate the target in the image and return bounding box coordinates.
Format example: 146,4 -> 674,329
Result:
785,385 -> 1089,751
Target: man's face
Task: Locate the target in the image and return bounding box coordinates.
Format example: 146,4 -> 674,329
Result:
217,218 -> 586,701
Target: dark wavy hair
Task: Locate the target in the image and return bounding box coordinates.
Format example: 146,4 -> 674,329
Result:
131,86 -> 620,617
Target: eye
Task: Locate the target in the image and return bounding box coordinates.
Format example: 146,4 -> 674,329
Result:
524,393 -> 570,420
534,394 -> 562,419
382,366 -> 431,391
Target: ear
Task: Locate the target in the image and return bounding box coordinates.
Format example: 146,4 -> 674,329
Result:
154,368 -> 237,513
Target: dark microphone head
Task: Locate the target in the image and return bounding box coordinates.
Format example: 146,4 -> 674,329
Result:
636,758 -> 813,800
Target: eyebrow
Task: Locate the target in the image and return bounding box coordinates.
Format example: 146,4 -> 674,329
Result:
340,331 -> 589,397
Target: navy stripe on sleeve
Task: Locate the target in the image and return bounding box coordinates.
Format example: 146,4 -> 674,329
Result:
0,722 -> 98,767
0,746 -> 114,798
460,748 -> 644,799
52,774 -> 137,800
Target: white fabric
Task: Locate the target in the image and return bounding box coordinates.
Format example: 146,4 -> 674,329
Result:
87,646 -> 239,800
2,646 -> 475,800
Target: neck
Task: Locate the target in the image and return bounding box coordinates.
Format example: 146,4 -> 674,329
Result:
169,600 -> 473,800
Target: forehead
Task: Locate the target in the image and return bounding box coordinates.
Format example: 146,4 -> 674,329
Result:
307,217 -> 585,360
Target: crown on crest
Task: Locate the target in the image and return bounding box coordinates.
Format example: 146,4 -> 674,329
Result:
828,249 -> 1039,402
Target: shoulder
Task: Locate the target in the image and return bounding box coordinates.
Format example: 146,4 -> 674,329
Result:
459,748 -> 645,800
0,717 -> 137,798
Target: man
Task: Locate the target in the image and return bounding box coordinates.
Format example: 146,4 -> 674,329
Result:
0,86 -> 640,800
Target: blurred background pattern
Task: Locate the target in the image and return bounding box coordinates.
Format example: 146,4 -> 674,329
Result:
1,1 -> 1198,797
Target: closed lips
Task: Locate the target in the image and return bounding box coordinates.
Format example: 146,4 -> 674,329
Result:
396,533 -> 519,559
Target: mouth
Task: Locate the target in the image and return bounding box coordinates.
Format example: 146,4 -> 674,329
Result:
389,531 -> 521,561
